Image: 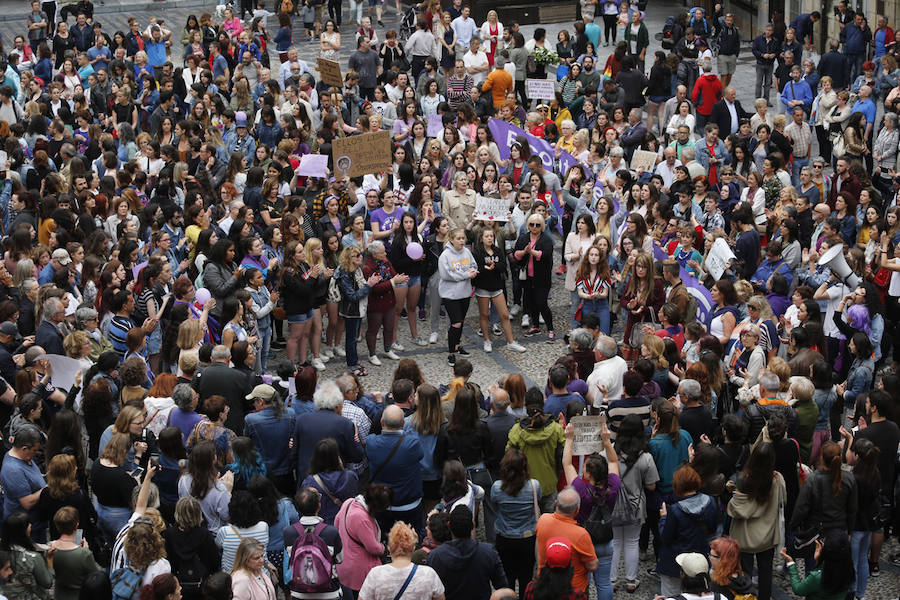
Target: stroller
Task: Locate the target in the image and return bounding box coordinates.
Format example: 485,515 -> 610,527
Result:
399,5 -> 418,41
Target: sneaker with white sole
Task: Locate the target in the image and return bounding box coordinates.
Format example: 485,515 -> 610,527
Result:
508,341 -> 527,352
521,314 -> 531,328
429,332 -> 438,344
509,304 -> 521,316
384,350 -> 401,360
321,348 -> 334,360
332,346 -> 346,357
539,314 -> 546,325
319,353 -> 331,363
413,337 -> 428,346
492,323 -> 502,336
368,355 -> 382,366
391,341 -> 405,352
483,340 -> 493,352
311,357 -> 326,371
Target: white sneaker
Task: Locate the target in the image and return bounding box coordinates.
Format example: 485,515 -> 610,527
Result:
508,341 -> 527,353
391,341 -> 405,352
413,337 -> 428,346
368,355 -> 382,366
492,323 -> 502,336
384,350 -> 401,360
311,357 -> 326,371
539,314 -> 546,325
509,304 -> 521,316
483,340 -> 493,353
321,348 -> 334,360
521,314 -> 531,328
429,332 -> 439,344
332,346 -> 346,357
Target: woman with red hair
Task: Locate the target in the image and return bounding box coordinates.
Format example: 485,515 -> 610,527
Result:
709,537 -> 754,599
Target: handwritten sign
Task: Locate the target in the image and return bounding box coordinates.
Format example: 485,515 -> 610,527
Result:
296,153 -> 329,178
630,150 -> 658,173
526,78 -> 556,100
571,415 -> 604,455
474,195 -> 509,222
316,57 -> 343,87
705,237 -> 736,281
331,130 -> 392,178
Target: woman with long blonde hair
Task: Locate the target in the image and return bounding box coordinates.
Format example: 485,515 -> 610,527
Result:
303,237 -> 332,370
231,538 -> 275,600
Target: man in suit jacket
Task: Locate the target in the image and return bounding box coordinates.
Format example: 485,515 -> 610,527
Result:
620,108 -> 648,163
192,345 -> 253,433
34,298 -> 65,356
293,380 -> 364,484
709,87 -> 751,138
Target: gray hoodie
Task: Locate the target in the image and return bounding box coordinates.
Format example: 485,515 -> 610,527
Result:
438,245 -> 475,300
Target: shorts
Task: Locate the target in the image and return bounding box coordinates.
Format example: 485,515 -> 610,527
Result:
474,288 -> 503,298
717,53 -> 737,76
395,275 -> 421,288
314,4 -> 325,20
648,95 -> 669,104
368,0 -> 383,6
287,309 -> 315,323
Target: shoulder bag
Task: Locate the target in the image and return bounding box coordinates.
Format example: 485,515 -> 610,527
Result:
370,435 -> 404,481
393,564 -> 418,600
791,473 -> 823,553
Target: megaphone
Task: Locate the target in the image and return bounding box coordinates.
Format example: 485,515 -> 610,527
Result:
817,244 -> 861,289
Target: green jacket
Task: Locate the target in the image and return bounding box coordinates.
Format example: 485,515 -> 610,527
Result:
787,563 -> 848,600
507,416 -> 565,497
624,22 -> 650,56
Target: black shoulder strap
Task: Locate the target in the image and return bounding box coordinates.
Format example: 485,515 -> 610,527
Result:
370,434 -> 404,481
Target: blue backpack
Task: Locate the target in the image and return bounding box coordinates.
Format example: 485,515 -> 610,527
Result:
110,566 -> 145,600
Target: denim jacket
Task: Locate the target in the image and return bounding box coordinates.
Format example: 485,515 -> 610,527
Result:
244,406 -> 296,476
491,478 -> 542,538
844,356 -> 874,407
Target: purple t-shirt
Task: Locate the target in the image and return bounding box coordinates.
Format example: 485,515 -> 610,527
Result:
170,407 -> 205,444
370,206 -> 405,250
572,472 -> 622,524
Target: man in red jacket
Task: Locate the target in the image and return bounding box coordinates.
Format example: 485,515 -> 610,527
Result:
691,60 -> 722,134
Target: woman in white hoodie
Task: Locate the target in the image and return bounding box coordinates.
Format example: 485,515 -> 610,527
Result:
438,228 -> 478,365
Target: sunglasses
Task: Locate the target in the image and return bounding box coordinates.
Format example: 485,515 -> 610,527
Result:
528,222 -> 541,228
813,164 -> 824,168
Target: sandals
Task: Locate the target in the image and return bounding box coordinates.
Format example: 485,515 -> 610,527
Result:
626,579 -> 641,593
352,366 -> 368,377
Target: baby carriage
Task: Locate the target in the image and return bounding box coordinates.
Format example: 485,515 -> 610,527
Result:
399,5 -> 418,41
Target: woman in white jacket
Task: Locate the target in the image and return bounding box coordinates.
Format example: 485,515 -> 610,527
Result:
438,228 -> 477,364
726,323 -> 767,389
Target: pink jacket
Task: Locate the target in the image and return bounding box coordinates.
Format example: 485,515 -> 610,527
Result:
231,569 -> 275,600
334,497 -> 385,590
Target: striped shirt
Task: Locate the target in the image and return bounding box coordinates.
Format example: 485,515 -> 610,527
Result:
446,74 -> 474,109
215,522 -> 269,572
107,315 -> 134,359
784,121 -> 812,159
603,397 -> 652,441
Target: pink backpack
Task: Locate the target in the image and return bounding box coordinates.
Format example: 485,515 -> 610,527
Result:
288,522 -> 334,593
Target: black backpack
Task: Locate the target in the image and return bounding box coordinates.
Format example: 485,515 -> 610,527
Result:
174,552 -> 208,596
583,486 -> 614,544
661,17 -> 677,49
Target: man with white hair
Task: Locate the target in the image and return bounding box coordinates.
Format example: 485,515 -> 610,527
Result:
35,297 -> 65,356
677,379 -> 713,443
743,370 -> 798,443
192,345 -> 253,432
586,336 -> 627,410
293,379 -> 364,484
620,108 -> 647,162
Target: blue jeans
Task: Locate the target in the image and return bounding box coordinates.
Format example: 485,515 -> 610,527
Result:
94,501 -> 132,543
591,540 -> 614,600
850,530 -> 872,598
791,157 -> 809,188
345,317 -> 362,368
258,326 -> 272,373
581,297 -> 610,334
848,53 -> 864,81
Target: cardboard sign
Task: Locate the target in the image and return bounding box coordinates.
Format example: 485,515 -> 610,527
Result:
526,78 -> 556,100
630,150 -> 658,173
332,130 -> 392,178
317,57 -> 343,87
570,415 -> 605,455
705,237 -> 736,281
296,153 -> 329,178
474,195 -> 509,222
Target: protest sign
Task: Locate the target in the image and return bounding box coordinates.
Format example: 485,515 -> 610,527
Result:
474,196 -> 509,222
570,415 -> 605,455
705,238 -> 736,281
332,131 -> 392,178
36,354 -> 82,392
296,153 -> 329,178
526,78 -> 556,100
630,150 -> 658,172
316,58 -> 343,87
427,114 -> 443,138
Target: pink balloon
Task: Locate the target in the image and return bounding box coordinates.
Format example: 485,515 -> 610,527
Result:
406,241 -> 424,260
195,288 -> 212,305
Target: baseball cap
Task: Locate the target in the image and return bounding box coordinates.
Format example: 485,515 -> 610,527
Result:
675,553 -> 709,577
545,537 -> 572,569
235,111 -> 248,128
52,248 -> 72,266
246,384 -> 277,401
0,322 -> 18,337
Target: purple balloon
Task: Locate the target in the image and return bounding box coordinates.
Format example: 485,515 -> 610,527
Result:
195,288 -> 212,305
406,241 -> 424,260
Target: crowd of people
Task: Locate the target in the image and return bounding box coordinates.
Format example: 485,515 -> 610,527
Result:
0,0 -> 895,599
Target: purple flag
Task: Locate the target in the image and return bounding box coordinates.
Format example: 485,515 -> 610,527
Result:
487,118 -> 578,175
653,240 -> 712,324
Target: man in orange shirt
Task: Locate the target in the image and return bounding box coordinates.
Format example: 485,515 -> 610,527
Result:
536,487 -> 599,591
481,54 -> 513,109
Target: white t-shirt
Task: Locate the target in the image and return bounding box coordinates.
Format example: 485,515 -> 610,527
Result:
823,282 -> 850,338
464,50 -> 489,86
142,558 -> 172,586
889,258 -> 900,296
629,24 -> 640,54
358,563 -> 445,600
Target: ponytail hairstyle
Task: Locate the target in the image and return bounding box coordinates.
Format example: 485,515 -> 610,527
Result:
655,402 -> 681,447
820,441 -> 844,495
138,573 -> 178,600
851,437 -> 880,489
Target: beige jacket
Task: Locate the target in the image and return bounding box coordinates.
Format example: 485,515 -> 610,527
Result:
727,471 -> 786,553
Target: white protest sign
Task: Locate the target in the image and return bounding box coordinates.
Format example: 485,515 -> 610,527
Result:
296,154 -> 329,178
474,195 -> 509,222
36,354 -> 83,392
570,415 -> 604,455
705,237 -> 736,281
630,150 -> 658,173
526,78 -> 556,100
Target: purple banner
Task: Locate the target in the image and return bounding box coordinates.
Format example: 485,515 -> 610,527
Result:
652,242 -> 712,323
487,118 -> 578,176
